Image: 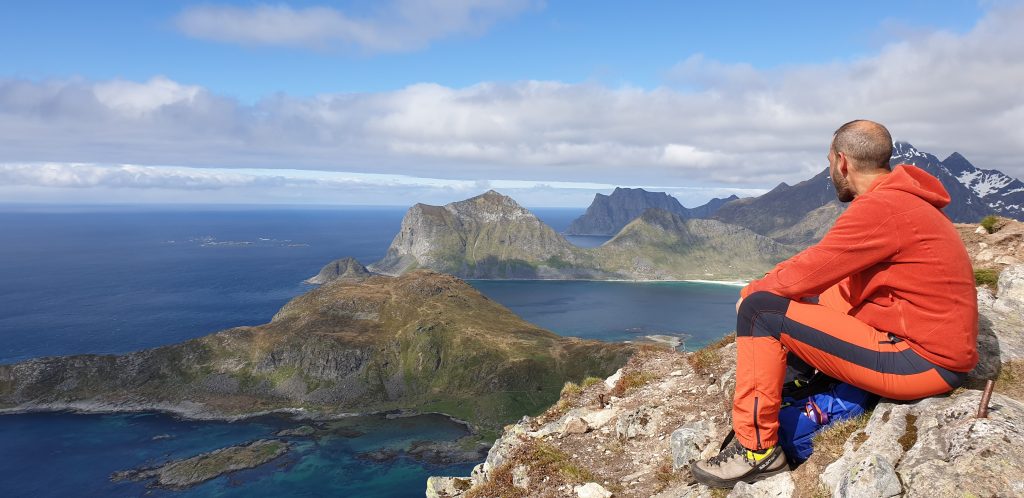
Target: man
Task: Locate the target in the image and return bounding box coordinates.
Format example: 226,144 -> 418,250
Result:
690,120 -> 978,488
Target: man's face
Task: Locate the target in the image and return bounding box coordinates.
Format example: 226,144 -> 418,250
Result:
829,147 -> 855,202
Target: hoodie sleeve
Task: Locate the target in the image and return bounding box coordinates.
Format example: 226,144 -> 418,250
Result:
740,196 -> 899,300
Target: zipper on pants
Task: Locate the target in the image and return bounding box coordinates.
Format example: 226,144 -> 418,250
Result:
753,396 -> 762,449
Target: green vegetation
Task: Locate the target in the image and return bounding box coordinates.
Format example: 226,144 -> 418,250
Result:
974,268 -> 1000,289
580,376 -> 604,389
980,215 -> 1000,234
528,441 -> 594,484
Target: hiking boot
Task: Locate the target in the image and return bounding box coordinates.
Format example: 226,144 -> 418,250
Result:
689,438 -> 788,488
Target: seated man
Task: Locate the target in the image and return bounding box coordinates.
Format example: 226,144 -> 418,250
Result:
691,120 -> 978,488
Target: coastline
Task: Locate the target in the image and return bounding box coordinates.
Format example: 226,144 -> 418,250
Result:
464,277 -> 748,286
0,401 -> 479,434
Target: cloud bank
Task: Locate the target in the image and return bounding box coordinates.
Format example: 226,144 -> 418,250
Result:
2,4 -> 1024,206
175,0 -> 539,52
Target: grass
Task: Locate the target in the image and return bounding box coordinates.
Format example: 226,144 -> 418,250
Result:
974,268 -> 1000,290
688,333 -> 736,376
980,215 -> 1000,234
610,370 -> 657,397
580,376 -> 604,389
996,360 -> 1024,401
528,441 -> 595,484
810,413 -> 871,461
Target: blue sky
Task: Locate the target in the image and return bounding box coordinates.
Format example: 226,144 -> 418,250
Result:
1,1 -> 1021,207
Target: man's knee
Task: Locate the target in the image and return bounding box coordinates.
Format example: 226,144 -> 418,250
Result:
737,291 -> 792,338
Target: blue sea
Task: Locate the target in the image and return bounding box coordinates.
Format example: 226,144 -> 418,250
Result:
0,205 -> 739,497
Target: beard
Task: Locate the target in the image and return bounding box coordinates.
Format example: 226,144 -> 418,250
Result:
831,166 -> 855,202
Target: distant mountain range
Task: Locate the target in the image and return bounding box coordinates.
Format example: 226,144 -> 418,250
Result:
364,190 -> 793,281
566,142 -> 1021,250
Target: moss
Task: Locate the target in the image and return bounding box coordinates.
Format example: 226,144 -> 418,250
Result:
974,268 -> 1000,289
898,414 -> 919,451
980,215 -> 1000,234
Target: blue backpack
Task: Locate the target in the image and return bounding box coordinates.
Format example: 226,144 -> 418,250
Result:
776,378 -> 878,463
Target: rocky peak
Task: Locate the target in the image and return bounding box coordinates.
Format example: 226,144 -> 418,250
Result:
304,257 -> 371,285
891,140 -> 925,160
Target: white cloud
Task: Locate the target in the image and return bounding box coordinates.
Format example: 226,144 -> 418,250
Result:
175,0 -> 539,53
0,162 -> 766,208
3,3 -> 1024,205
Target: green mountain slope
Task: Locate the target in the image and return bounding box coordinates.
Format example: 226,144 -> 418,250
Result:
0,270 -> 633,429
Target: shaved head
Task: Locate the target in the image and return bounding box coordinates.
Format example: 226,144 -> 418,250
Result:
831,120 -> 893,171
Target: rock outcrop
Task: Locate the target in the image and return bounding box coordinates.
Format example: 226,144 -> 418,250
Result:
429,266 -> 1024,497
304,257 -> 372,284
0,270 -> 633,430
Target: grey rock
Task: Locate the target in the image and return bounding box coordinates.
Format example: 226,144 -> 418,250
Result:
671,421 -> 712,470
425,476 -> 473,498
834,454 -> 901,498
561,416 -> 589,436
573,482 -> 612,498
511,464 -> 530,490
616,405 -> 662,439
727,472 -> 795,498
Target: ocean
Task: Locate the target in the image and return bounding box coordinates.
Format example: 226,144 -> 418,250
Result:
0,205 -> 739,496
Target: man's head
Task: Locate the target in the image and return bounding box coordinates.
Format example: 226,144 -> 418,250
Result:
828,120 -> 893,202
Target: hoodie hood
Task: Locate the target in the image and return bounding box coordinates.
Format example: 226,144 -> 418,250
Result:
868,164 -> 951,209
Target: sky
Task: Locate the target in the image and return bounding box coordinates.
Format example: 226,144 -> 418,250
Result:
1,0 -> 1022,208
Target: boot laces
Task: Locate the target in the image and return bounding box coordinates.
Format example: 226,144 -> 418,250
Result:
707,439 -> 745,466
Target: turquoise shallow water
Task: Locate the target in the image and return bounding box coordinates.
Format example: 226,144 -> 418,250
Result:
0,206 -> 739,496
0,411 -> 475,497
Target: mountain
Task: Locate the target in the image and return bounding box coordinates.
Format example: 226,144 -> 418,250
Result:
594,209 -> 796,280
304,257 -> 372,284
367,191 -> 794,281
0,270 -> 634,429
889,141 -> 992,223
942,151 -> 1024,220
566,188 -> 739,236
712,168 -> 843,247
369,190 -> 611,279
712,142 -> 1024,248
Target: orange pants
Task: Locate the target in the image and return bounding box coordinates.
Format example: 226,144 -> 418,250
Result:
733,285 -> 966,450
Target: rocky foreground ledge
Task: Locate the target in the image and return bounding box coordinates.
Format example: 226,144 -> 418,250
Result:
428,264 -> 1024,498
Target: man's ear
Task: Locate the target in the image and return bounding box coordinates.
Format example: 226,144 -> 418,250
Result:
837,152 -> 850,177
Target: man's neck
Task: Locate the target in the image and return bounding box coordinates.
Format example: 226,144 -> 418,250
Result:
852,168 -> 891,196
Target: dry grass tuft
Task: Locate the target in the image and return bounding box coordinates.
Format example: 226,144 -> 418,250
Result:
791,413 -> 871,498
687,333 -> 735,375
610,370 -> 656,397
463,461 -> 526,498
995,360 -> 1024,402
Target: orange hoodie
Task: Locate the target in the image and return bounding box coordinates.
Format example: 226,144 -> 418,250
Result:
740,165 -> 978,372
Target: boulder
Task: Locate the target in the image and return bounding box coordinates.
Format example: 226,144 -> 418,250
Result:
727,472 -> 795,497
574,482 -> 613,498
671,420 -> 712,470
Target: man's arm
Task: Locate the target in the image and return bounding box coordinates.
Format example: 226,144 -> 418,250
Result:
740,196 -> 899,301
